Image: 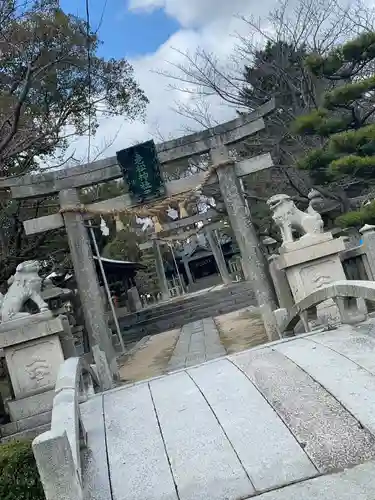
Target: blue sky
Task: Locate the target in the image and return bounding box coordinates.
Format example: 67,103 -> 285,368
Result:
59,0 -> 250,159
60,0 -> 180,59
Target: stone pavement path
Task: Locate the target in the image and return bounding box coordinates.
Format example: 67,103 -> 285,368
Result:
167,318 -> 226,371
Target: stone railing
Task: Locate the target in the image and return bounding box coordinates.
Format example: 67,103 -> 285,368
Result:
32,357 -> 99,500
276,280 -> 375,335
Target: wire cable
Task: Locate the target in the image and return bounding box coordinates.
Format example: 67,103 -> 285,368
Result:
95,0 -> 108,34
85,0 -> 92,164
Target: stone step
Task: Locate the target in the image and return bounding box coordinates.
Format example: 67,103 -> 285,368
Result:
115,293 -> 256,346
119,302 -> 254,342
0,410 -> 52,439
117,282 -> 253,326
117,301 -> 250,341
0,422 -> 50,443
122,291 -> 254,330
118,283 -> 254,327
120,299 -> 254,336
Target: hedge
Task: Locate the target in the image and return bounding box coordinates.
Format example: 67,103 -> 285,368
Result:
0,440 -> 45,500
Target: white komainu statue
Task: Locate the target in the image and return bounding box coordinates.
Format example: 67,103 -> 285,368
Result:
267,193 -> 324,244
0,261 -> 49,323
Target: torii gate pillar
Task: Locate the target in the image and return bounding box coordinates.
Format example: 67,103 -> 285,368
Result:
59,188 -> 117,389
212,146 -> 279,341
205,228 -> 232,285
152,240 -> 170,301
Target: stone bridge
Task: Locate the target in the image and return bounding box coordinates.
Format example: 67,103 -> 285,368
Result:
32,280 -> 375,500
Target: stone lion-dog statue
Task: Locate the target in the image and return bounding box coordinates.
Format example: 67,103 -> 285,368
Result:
267,194 -> 324,244
0,260 -> 49,323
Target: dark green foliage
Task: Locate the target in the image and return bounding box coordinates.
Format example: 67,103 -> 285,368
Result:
239,40 -> 322,196
323,76 -> 375,109
304,51 -> 343,77
305,32 -> 375,78
293,109 -> 329,135
342,32 -> 375,64
295,31 -> 375,223
102,228 -> 142,262
336,210 -> 366,228
0,440 -> 45,500
328,125 -> 375,155
0,194 -> 70,283
297,149 -> 337,183
293,109 -> 351,137
336,200 -> 375,228
330,155 -> 375,176
241,40 -> 311,110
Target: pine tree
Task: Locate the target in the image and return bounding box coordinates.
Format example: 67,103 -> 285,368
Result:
294,32 -> 375,226
240,40 -> 320,165
241,41 -> 312,110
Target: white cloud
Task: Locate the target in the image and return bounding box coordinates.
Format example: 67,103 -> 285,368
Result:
66,0 -> 272,163
128,0 -> 251,28
62,0 -> 375,166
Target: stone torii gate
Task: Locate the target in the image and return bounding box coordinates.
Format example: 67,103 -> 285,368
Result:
0,99 -> 278,387
141,216 -> 232,295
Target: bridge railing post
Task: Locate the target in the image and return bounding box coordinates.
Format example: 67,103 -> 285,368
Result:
32,431 -> 83,500
32,357 -> 99,500
360,224 -> 375,279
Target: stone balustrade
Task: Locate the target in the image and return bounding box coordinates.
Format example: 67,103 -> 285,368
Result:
275,280 -> 375,335
32,357 -> 99,500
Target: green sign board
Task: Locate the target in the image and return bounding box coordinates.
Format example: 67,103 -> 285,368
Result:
116,140 -> 165,203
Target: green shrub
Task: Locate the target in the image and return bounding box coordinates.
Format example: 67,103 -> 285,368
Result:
0,440 -> 45,500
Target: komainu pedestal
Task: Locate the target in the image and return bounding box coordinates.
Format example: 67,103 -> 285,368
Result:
278,233 -> 346,325
0,312 -> 68,421
268,193 -> 347,326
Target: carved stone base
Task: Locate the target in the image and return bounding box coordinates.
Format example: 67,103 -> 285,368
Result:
5,335 -> 63,399
278,236 -> 346,276
279,232 -> 332,254
278,234 -> 347,328
0,310 -> 53,336
278,236 -> 346,298
7,390 -> 54,421
0,314 -> 66,421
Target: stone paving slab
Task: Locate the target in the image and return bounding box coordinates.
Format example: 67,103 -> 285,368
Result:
167,318 -> 226,371
103,384 -> 177,500
276,338 -> 375,435
81,397 -> 111,500
188,360 -> 317,492
254,460 -> 375,500
233,349 -> 375,472
82,324 -> 375,500
150,371 -> 254,500
309,325 -> 375,375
